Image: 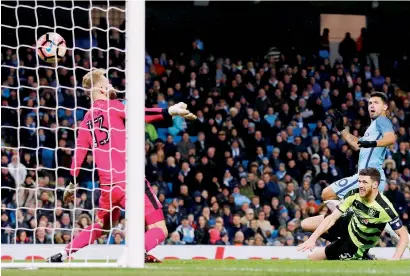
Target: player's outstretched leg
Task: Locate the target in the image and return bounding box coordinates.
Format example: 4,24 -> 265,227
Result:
47,222 -> 104,262
144,181 -> 167,263
322,174 -> 359,201
307,247 -> 327,260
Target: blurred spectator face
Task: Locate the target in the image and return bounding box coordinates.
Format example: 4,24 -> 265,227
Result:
40,192 -> 49,202
389,180 -> 398,191
150,154 -> 158,164
321,162 -> 329,172
233,214 -> 241,226
152,185 -> 159,195
246,209 -> 255,220
180,185 -> 188,195
218,131 -> 226,141
252,111 -> 260,121
170,232 -> 180,243
234,231 -> 244,243
19,231 -> 27,242
294,137 -> 302,145
257,180 -> 265,189
1,213 -> 9,223
61,214 -> 70,226
11,154 -> 19,165
252,196 -> 260,207
320,139 -> 328,150
181,162 -> 189,171
207,147 -> 215,158
168,205 -> 176,215
286,183 -> 294,193
257,212 -> 266,221
303,180 -> 311,190
181,218 -> 189,227
278,163 -> 286,172
202,190 -> 208,200
167,156 -> 175,167
262,173 -> 271,183
287,221 -> 296,232
223,205 -> 231,216
198,216 -> 206,227
286,151 -> 293,160
36,228 -> 46,239
286,236 -> 294,246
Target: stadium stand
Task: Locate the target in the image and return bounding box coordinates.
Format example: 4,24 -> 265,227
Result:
1,1 -> 410,250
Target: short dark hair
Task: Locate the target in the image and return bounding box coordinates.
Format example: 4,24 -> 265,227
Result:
359,168 -> 381,185
369,92 -> 388,103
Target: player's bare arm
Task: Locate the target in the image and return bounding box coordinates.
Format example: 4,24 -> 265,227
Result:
376,132 -> 396,147
340,129 -> 360,151
332,109 -> 360,151
298,208 -> 343,252
392,225 -> 409,260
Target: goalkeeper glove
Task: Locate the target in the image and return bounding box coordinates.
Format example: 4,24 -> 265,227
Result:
63,182 -> 76,204
358,140 -> 377,148
332,109 -> 346,132
168,102 -> 197,120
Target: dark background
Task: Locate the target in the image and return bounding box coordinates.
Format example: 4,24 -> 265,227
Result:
2,1 -> 410,60
146,1 -> 410,61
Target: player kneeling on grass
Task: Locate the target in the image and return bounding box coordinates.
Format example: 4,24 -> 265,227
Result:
298,168 -> 409,260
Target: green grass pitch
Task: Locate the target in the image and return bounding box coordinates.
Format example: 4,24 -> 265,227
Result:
2,260 -> 410,276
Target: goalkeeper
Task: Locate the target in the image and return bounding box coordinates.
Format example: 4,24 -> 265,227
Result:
47,69 -> 196,263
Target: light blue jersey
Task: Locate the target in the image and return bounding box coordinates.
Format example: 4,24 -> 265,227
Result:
331,116 -> 394,198
358,116 -> 393,180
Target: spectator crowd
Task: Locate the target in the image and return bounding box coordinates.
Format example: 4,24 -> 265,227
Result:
2,24 -> 410,248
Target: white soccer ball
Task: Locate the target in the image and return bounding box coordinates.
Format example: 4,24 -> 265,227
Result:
37,32 -> 67,63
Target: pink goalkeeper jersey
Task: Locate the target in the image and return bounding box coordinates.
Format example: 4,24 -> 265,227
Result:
71,100 -> 167,185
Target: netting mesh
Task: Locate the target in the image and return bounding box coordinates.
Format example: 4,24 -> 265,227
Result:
1,0 -> 126,257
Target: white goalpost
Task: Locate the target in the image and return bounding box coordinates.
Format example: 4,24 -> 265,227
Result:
1,0 -> 145,269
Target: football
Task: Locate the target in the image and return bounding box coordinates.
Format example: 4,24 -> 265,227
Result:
37,32 -> 67,63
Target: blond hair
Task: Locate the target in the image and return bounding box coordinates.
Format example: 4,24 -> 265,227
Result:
82,68 -> 106,90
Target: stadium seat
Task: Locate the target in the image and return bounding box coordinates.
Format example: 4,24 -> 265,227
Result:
158,134 -> 167,141
41,149 -> 54,168
58,108 -> 65,118
190,136 -> 198,143
173,136 -> 182,143
293,127 -> 301,137
167,182 -> 173,192
267,145 -> 273,157
165,198 -> 173,205
76,109 -> 85,121
157,128 -> 168,137
308,123 -> 316,134
242,160 -> 249,168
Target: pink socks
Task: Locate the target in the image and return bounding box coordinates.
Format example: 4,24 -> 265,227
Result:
145,227 -> 165,252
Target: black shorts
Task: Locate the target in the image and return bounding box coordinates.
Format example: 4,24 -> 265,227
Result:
325,234 -> 365,260
326,211 -> 352,241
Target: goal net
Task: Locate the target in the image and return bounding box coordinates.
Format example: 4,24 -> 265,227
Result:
1,0 -> 145,268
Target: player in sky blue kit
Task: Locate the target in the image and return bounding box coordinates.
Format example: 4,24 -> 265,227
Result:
321,91 -> 410,251
322,92 -> 395,200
